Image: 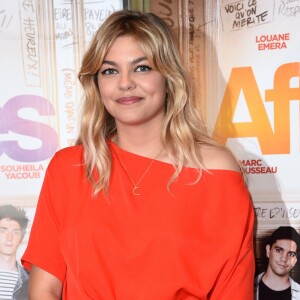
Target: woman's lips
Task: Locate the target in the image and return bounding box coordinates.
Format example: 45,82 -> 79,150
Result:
116,96 -> 142,104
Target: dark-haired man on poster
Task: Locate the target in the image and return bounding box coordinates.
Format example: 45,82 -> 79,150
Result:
0,205 -> 29,299
255,226 -> 300,300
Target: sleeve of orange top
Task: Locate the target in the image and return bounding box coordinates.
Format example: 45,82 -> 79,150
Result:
208,174 -> 255,300
21,152 -> 66,283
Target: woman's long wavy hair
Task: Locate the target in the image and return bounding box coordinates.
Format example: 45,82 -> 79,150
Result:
77,10 -> 215,195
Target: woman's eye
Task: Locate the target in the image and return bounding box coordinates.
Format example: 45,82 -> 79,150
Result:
101,68 -> 117,75
136,65 -> 152,72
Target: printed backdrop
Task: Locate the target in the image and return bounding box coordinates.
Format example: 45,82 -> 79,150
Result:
0,0 -> 123,258
210,0 -> 300,276
0,0 -> 300,279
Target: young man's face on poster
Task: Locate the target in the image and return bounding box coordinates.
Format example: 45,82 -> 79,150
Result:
0,218 -> 22,256
266,239 -> 298,277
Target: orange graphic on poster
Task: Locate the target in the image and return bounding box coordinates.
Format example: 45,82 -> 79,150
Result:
213,62 -> 300,154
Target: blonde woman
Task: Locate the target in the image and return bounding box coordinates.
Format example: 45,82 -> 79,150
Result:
22,10 -> 255,300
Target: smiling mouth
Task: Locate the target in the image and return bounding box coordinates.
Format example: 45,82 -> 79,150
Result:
116,96 -> 142,105
277,264 -> 288,268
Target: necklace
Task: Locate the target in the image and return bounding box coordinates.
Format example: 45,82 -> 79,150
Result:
115,148 -> 162,196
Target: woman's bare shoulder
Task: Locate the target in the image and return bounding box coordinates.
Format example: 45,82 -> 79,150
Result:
199,144 -> 241,172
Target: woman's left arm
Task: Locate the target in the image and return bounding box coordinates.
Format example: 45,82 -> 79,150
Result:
209,175 -> 255,300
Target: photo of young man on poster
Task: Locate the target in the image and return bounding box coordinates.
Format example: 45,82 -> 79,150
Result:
255,226 -> 300,300
0,205 -> 29,300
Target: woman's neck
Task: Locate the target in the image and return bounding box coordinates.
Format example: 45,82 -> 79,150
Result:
113,124 -> 163,158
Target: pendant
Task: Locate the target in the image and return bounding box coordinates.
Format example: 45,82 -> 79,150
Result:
133,186 -> 140,196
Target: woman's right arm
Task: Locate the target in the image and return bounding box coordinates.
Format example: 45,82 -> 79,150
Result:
29,264 -> 63,300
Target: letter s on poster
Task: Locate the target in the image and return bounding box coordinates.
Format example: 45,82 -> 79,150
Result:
0,95 -> 58,162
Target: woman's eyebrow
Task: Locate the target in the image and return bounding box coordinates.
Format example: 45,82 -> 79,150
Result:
132,56 -> 148,64
102,56 -> 148,67
102,60 -> 117,66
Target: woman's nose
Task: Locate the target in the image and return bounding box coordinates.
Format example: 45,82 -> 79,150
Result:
118,72 -> 136,90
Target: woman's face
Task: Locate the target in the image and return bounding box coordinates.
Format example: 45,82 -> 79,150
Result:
97,35 -> 167,129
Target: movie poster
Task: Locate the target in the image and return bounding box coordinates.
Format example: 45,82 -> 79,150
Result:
209,0 -> 300,278
0,0 -> 123,260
